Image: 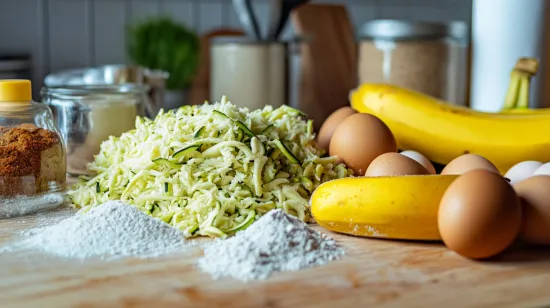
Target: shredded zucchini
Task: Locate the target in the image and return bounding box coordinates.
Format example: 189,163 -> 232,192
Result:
68,97 -> 353,238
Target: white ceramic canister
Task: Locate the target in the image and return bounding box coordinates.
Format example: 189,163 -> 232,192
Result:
470,0 -> 550,111
210,37 -> 286,110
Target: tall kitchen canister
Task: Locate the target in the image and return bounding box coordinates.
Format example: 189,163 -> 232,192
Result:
357,20 -> 451,100
470,0 -> 550,111
286,36 -> 308,112
210,37 -> 286,110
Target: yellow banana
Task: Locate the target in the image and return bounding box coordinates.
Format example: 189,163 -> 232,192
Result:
311,175 -> 459,241
350,84 -> 550,173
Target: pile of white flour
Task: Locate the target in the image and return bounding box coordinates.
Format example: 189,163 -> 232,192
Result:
1,201 -> 191,260
197,209 -> 345,281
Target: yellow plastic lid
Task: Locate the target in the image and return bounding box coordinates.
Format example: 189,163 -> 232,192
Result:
0,79 -> 32,102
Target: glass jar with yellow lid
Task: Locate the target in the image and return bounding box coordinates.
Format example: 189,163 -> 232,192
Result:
0,79 -> 66,218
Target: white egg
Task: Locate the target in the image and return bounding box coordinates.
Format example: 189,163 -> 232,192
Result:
504,161 -> 543,183
533,162 -> 550,176
399,150 -> 436,174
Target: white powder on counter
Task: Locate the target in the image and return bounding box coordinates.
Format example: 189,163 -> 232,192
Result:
0,193 -> 65,218
197,209 -> 345,282
1,200 -> 192,260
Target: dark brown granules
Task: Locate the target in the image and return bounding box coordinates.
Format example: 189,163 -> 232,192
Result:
0,124 -> 66,196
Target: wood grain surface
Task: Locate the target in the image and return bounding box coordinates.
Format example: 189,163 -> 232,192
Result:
291,4 -> 357,132
1,204 -> 550,308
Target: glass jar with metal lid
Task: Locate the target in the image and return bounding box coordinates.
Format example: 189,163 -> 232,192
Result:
42,84 -> 148,176
0,79 -> 66,217
357,20 -> 451,100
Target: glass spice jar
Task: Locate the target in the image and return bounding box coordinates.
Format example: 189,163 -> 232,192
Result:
0,79 -> 66,217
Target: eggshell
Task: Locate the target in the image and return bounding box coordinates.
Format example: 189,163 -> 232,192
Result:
513,175 -> 550,245
532,162 -> 550,176
317,106 -> 357,152
504,161 -> 542,184
399,150 -> 436,174
329,113 -> 397,175
438,169 -> 521,259
440,154 -> 499,175
365,152 -> 430,177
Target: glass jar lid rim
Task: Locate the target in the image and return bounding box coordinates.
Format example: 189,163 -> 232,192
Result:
358,19 -> 449,40
41,84 -> 149,95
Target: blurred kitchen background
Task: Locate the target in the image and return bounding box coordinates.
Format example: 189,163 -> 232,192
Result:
0,0 -> 471,99
2,0 -> 550,175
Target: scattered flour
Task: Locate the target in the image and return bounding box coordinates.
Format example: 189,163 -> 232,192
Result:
197,209 -> 345,282
0,193 -> 64,218
1,200 -> 191,260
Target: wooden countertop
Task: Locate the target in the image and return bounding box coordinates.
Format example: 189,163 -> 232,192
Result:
1,205 -> 550,308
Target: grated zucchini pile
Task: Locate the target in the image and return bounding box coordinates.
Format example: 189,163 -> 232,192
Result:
68,97 -> 352,237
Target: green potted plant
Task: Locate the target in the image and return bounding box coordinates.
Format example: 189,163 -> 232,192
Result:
127,17 -> 200,110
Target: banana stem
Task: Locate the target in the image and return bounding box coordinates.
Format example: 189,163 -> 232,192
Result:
502,71 -> 521,110
517,74 -> 530,109
501,57 -> 539,112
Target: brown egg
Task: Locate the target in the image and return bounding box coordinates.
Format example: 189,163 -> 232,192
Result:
329,113 -> 397,175
513,175 -> 550,245
317,106 -> 357,152
441,154 -> 499,175
365,152 -> 430,177
438,169 -> 521,259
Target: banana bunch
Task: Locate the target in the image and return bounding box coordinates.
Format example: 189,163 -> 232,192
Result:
502,58 -> 539,111
311,175 -> 458,240
350,83 -> 550,174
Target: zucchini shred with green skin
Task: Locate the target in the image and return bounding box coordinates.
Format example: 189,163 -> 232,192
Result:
68,97 -> 353,238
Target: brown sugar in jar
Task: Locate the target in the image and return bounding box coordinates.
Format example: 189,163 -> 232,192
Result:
0,124 -> 66,196
0,79 -> 66,217
357,20 -> 452,100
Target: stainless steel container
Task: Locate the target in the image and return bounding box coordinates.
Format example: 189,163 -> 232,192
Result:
42,85 -> 149,176
44,65 -> 168,117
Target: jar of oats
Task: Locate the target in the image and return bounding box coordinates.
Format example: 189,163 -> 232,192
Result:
358,20 -> 451,100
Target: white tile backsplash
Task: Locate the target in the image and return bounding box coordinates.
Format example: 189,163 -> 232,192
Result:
160,1 -> 195,30
0,0 -> 45,98
0,0 -> 472,93
197,1 -> 225,33
129,0 -> 160,23
48,0 -> 91,71
93,0 -> 127,65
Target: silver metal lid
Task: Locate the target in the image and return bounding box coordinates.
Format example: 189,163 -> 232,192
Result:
41,84 -> 150,97
358,20 -> 448,40
44,65 -> 168,87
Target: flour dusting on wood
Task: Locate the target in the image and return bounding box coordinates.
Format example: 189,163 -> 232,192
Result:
1,201 -> 193,260
197,209 -> 345,281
